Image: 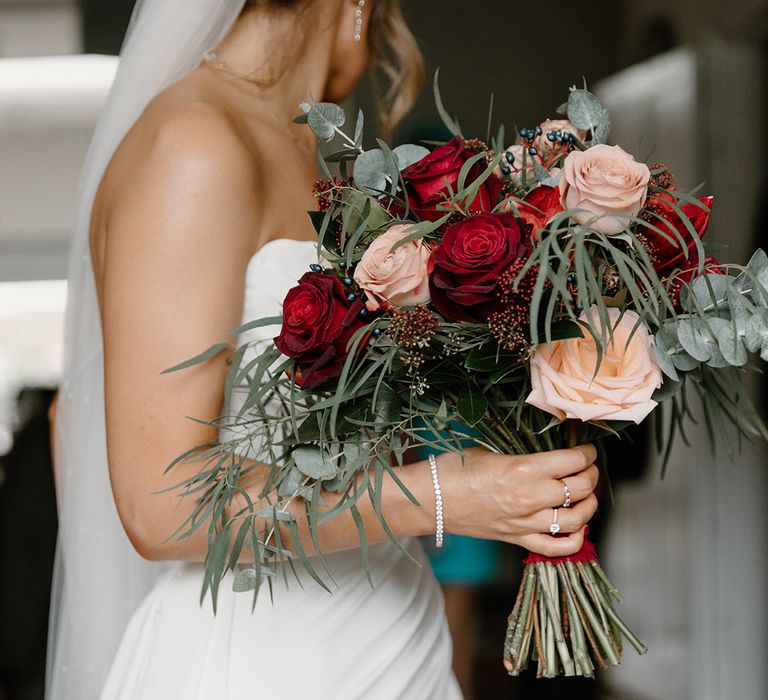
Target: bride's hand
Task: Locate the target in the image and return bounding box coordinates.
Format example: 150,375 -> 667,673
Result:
436,444 -> 599,557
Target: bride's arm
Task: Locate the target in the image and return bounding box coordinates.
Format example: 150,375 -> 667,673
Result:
100,106 -> 598,563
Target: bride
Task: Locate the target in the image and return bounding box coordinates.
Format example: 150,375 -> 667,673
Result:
47,1 -> 600,698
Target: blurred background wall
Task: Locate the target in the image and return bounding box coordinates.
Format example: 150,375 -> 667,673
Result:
1,2 -> 767,699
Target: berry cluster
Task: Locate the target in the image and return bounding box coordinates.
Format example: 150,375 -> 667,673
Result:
648,162 -> 675,191
388,305 -> 439,349
488,258 -> 541,355
312,176 -> 348,212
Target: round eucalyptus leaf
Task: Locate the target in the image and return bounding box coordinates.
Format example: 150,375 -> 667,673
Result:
233,568 -> 259,593
746,310 -> 768,353
652,341 -> 679,381
709,318 -> 747,367
671,351 -> 700,372
307,102 -> 345,142
353,148 -> 388,195
293,445 -> 338,480
677,318 -> 715,362
567,88 -> 604,132
691,273 -> 730,310
392,144 -> 429,170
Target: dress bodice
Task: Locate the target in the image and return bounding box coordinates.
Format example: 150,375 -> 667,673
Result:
238,237 -> 320,346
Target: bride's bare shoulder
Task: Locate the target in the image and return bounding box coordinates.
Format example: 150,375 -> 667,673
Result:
103,75 -> 259,193
90,74 -> 266,274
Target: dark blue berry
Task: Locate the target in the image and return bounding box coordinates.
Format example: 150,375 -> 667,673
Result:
546,132 -> 557,142
505,150 -> 516,165
359,308 -> 369,318
343,277 -> 354,287
528,146 -> 538,156
346,292 -> 357,302
567,273 -> 578,285
535,126 -> 543,135
310,263 -> 323,273
339,261 -> 347,270
372,328 -> 383,338
500,165 -> 511,176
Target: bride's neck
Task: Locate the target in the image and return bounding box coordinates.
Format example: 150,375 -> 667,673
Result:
212,8 -> 335,122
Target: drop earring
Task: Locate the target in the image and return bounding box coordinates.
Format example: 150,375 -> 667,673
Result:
354,0 -> 366,42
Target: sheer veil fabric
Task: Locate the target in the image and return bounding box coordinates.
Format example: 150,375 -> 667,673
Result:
46,2 -> 248,697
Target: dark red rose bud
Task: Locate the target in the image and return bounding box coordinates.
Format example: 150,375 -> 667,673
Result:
275,272 -> 367,389
398,136 -> 504,224
429,212 -> 527,323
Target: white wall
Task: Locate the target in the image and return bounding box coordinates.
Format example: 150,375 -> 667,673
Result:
0,1 -> 115,282
0,1 -> 80,58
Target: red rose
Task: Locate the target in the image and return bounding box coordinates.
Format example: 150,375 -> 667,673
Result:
400,136 -> 504,222
516,185 -> 564,244
641,194 -> 714,278
274,272 -> 366,389
429,212 -> 527,322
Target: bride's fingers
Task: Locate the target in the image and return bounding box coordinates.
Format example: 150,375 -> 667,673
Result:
543,464 -> 599,508
517,527 -> 587,558
531,444 -> 597,479
532,493 -> 598,534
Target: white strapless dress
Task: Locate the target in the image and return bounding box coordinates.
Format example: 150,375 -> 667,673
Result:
99,238 -> 462,700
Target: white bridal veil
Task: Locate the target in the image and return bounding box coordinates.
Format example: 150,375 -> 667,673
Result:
47,1 -> 247,697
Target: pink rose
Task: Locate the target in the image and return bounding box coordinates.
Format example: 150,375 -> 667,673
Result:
526,307 -> 662,424
535,119 -> 587,157
560,144 -> 651,235
354,224 -> 431,311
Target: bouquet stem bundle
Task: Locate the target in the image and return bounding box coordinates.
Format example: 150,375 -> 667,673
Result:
476,421 -> 647,676
503,542 -> 647,677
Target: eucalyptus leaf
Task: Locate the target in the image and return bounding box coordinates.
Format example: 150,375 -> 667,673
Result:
709,317 -> 747,367
162,343 -> 230,374
677,318 -> 716,362
293,446 -> 338,480
566,88 -> 605,132
691,273 -> 730,310
652,335 -> 679,381
307,102 -> 345,142
592,109 -> 612,144
278,466 -> 304,498
353,149 -> 388,195
233,567 -> 260,593
746,309 -> 768,354
255,507 -> 295,522
392,144 -> 430,170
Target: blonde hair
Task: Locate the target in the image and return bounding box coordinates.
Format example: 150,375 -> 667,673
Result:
246,0 -> 424,136
369,0 -> 425,137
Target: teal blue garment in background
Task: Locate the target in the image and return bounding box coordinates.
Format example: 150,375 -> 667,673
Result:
415,422 -> 501,586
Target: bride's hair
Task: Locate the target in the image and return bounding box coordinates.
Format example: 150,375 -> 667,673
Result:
245,0 -> 424,136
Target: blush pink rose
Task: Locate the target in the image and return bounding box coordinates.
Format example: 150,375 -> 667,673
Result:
560,144 -> 651,235
526,307 -> 662,424
354,224 -> 431,311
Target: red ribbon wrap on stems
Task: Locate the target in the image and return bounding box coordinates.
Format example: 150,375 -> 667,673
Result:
524,529 -> 598,566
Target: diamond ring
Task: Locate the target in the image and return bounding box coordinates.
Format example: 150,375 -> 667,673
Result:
560,479 -> 572,509
549,508 -> 561,535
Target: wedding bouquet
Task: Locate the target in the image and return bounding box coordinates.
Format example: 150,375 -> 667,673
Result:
167,77 -> 768,678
